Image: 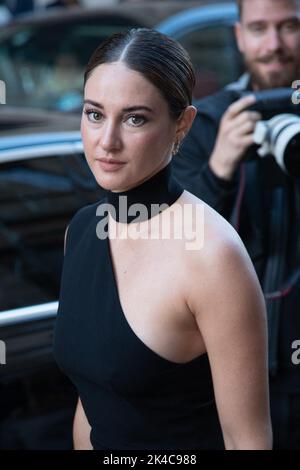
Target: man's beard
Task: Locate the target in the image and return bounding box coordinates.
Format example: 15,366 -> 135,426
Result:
245,54 -> 300,90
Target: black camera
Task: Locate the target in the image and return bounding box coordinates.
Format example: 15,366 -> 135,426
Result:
238,88 -> 300,177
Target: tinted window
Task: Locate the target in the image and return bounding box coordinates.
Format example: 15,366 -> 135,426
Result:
177,24 -> 242,98
0,152 -> 104,312
0,17 -> 143,111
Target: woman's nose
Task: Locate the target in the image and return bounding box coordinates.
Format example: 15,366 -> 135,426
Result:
101,121 -> 122,152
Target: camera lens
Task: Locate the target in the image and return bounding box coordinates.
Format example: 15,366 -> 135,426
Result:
266,114 -> 300,177
284,135 -> 300,177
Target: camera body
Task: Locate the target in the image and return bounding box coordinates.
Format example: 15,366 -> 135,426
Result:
237,88 -> 300,177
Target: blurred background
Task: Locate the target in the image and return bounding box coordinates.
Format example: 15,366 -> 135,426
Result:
0,0 -> 242,449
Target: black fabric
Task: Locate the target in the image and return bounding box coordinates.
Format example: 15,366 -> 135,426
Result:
106,162 -> 183,223
53,199 -> 224,450
278,183 -> 300,372
269,387 -> 300,449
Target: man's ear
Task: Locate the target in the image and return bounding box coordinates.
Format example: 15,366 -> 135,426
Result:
235,21 -> 244,54
175,105 -> 197,143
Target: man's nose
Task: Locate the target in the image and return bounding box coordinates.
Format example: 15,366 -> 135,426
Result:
266,27 -> 282,52
101,121 -> 122,152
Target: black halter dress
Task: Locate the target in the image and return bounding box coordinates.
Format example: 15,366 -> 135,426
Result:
53,163 -> 224,450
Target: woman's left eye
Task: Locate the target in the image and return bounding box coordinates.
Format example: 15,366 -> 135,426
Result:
126,115 -> 147,127
83,109 -> 102,122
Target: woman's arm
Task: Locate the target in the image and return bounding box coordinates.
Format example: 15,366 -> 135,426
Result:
187,226 -> 272,450
73,397 -> 93,450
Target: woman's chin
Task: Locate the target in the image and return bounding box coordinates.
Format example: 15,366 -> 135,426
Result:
94,174 -> 125,192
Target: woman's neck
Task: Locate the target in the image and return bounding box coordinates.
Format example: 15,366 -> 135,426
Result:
106,162 -> 183,223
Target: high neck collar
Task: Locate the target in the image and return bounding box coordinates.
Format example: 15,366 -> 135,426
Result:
106,162 -> 183,223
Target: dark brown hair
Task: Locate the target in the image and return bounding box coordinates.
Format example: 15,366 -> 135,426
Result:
84,28 -> 195,120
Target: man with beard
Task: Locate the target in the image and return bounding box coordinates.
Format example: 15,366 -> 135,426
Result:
172,0 -> 300,449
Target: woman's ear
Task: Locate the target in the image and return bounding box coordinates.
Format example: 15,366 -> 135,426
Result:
175,105 -> 197,143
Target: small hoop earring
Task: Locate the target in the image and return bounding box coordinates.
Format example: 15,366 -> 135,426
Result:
172,140 -> 180,156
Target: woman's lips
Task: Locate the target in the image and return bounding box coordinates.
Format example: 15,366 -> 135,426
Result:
95,158 -> 126,172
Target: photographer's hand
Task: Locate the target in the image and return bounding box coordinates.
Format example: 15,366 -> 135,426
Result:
209,95 -> 261,181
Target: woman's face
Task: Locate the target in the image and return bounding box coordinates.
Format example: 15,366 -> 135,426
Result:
81,61 -> 179,191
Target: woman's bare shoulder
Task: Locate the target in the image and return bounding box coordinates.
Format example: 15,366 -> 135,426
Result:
178,190 -> 261,303
179,191 -> 265,333
179,190 -> 245,257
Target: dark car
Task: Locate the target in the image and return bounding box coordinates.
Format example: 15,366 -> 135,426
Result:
0,1 -> 241,112
0,114 -> 104,449
0,5 -> 150,111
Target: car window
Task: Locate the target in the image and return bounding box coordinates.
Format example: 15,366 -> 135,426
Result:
0,152 -> 104,312
0,17 -> 143,111
176,24 -> 242,99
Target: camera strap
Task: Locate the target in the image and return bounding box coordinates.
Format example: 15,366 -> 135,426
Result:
262,187 -> 289,376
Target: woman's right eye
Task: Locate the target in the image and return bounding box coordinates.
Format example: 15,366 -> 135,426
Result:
84,109 -> 103,123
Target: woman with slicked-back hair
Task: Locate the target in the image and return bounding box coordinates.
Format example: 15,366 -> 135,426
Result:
54,28 -> 272,450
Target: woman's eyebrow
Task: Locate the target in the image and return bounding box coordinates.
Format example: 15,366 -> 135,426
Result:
122,106 -> 154,113
84,99 -> 154,113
